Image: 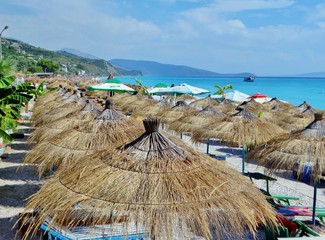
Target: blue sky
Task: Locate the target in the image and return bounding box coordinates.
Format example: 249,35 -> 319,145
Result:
1,0 -> 325,75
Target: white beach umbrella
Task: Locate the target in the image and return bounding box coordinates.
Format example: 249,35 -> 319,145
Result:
211,90 -> 250,103
87,82 -> 136,93
153,83 -> 210,96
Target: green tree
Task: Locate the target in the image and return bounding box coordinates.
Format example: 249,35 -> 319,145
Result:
27,64 -> 43,73
0,59 -> 35,142
37,58 -> 60,73
214,84 -> 233,99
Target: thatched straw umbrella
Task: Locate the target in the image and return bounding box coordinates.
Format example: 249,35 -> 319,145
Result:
30,87 -> 71,122
236,99 -> 264,114
24,100 -> 144,176
261,107 -> 314,132
136,97 -> 171,118
247,113 -> 325,225
262,98 -> 293,111
176,93 -> 197,102
32,91 -> 86,127
192,109 -> 288,173
157,101 -> 198,125
168,106 -> 225,153
189,96 -> 219,110
28,100 -> 101,145
21,118 -> 277,240
120,95 -> 157,116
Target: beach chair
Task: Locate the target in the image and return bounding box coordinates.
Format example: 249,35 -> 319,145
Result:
292,220 -> 320,237
271,194 -> 300,206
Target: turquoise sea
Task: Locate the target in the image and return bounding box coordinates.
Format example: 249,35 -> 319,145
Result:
102,76 -> 325,110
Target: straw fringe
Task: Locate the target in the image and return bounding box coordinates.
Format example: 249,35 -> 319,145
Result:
21,119 -> 277,239
192,112 -> 287,147
25,115 -> 144,175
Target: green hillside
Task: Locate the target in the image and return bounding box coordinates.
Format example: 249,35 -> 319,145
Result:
1,38 -> 139,76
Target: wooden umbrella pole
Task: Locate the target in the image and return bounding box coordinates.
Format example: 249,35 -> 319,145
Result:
206,138 -> 210,154
242,146 -> 246,174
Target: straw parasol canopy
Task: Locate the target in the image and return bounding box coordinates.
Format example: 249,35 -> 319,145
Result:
32,91 -> 86,127
21,118 -> 277,240
136,97 -> 172,118
30,87 -> 71,122
157,100 -> 198,124
24,100 -> 144,176
27,100 -> 101,145
192,108 -> 288,172
189,95 -> 219,110
237,99 -> 264,114
247,113 -> 325,224
168,105 -> 225,134
262,97 -> 293,111
119,95 -> 157,116
192,108 -> 287,148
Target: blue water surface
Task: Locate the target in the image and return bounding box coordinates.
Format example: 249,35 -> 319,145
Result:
100,76 -> 325,110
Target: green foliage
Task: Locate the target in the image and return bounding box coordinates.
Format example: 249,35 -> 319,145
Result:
37,58 -> 60,73
0,59 -> 34,142
214,84 -> 233,98
257,111 -> 264,118
135,78 -> 148,96
2,38 -> 124,75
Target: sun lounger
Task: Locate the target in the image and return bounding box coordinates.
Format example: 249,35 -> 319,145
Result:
40,217 -> 149,240
272,195 -> 300,206
292,220 -> 321,237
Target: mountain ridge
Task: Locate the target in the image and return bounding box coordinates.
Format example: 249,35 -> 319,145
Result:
109,59 -> 254,77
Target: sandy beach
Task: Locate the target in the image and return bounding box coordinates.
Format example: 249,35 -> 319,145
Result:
1,119 -> 325,239
0,122 -> 43,240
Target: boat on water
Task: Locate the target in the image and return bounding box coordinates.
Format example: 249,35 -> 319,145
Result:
244,76 -> 255,82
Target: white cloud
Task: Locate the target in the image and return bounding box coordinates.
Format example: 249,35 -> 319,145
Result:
1,0 -> 325,75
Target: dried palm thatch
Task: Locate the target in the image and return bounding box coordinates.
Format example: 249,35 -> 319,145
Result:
34,85 -> 64,105
237,99 -> 265,114
261,109 -> 314,132
247,113 -> 325,176
168,106 -> 225,134
247,113 -> 325,224
157,101 -> 198,124
262,97 -> 293,111
24,100 -> 144,176
136,98 -> 172,118
120,95 -> 157,115
110,92 -> 128,104
32,92 -> 86,127
176,93 -> 197,102
192,108 -> 288,148
28,100 -> 101,145
189,96 -> 219,110
31,87 -> 70,121
21,118 -> 277,240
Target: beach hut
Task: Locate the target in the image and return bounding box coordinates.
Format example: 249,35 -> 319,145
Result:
20,118 -> 277,240
192,108 -> 288,173
247,113 -> 325,225
24,100 -> 144,176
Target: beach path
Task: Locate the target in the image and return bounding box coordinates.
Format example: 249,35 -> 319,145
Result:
0,122 -> 43,240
